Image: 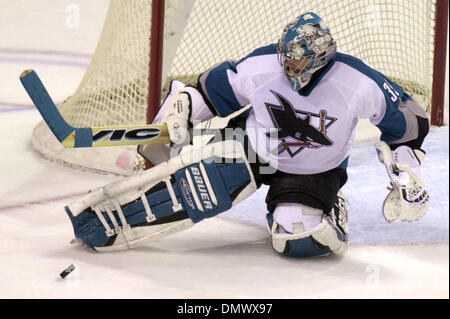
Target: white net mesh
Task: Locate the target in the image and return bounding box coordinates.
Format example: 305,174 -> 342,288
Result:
167,0 -> 436,108
59,0 -> 151,127
32,0 -> 439,175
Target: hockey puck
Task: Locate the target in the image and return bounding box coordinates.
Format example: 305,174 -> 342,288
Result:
60,264 -> 76,279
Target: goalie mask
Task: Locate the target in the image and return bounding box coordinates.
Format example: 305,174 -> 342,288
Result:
278,12 -> 337,91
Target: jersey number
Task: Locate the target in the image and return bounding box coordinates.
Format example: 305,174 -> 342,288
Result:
383,81 -> 400,103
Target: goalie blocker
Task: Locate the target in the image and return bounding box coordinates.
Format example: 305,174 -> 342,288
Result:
65,140 -> 257,251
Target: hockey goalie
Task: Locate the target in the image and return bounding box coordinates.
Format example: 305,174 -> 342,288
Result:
65,13 -> 430,258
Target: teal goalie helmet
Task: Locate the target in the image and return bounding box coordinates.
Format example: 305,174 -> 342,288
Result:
278,12 -> 337,91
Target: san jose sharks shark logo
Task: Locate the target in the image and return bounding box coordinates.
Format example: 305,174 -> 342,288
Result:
266,91 -> 337,157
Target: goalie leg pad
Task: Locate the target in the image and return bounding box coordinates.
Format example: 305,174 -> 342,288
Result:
174,160 -> 252,223
266,193 -> 348,258
65,140 -> 257,251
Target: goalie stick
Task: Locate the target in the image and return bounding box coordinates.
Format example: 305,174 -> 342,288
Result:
20,69 -> 251,148
20,69 -> 170,148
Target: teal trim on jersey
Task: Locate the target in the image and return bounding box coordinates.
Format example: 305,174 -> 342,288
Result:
204,61 -> 243,116
204,44 -> 278,117
335,53 -> 407,142
402,92 -> 414,102
235,43 -> 278,66
297,58 -> 336,97
337,157 -> 349,170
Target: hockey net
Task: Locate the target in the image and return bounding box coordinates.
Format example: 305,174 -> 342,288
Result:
31,0 -> 446,175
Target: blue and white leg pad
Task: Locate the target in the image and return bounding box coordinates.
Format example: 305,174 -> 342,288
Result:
173,160 -> 251,223
266,195 -> 349,258
65,140 -> 257,251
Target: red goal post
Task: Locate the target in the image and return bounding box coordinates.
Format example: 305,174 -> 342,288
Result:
430,0 -> 448,127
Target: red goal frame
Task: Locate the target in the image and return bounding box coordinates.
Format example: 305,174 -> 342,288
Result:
431,0 -> 449,127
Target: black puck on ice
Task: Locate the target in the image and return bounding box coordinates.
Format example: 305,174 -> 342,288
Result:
60,264 -> 76,279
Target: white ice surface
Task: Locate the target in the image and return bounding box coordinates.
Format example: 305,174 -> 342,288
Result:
0,0 -> 448,299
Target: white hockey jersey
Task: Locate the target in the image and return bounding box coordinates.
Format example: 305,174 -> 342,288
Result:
198,44 -> 411,175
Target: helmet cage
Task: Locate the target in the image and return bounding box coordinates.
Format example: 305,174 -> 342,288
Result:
278,13 -> 337,90
277,37 -> 315,80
